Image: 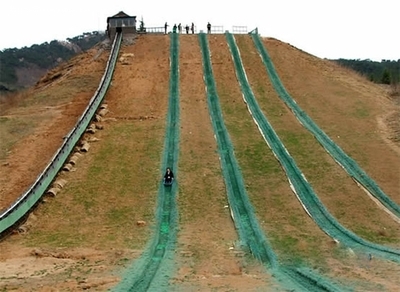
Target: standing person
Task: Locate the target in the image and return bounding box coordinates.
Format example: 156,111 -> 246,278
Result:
207,22 -> 211,34
163,167 -> 174,185
185,24 -> 189,34
139,19 -> 145,33
164,22 -> 168,34
191,22 -> 195,34
173,24 -> 177,33
178,23 -> 182,34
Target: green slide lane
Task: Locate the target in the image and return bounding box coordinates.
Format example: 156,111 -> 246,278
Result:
251,33 -> 400,221
225,32 -> 400,263
199,32 -> 277,268
199,32 -> 346,292
112,33 -> 180,292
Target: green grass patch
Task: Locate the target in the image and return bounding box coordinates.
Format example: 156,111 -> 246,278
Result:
107,207 -> 133,223
22,75 -> 100,108
24,120 -> 164,250
0,116 -> 38,160
351,100 -> 370,118
27,229 -> 89,247
352,225 -> 399,245
276,130 -> 333,182
269,234 -> 304,266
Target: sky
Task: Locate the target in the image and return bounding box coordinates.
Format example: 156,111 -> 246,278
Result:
0,0 -> 398,61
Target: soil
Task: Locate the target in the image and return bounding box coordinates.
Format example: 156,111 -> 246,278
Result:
0,34 -> 399,291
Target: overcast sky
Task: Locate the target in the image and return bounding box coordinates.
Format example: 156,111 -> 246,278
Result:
1,0 -> 398,61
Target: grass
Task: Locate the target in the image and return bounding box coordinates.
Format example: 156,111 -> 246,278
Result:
0,116 -> 39,160
0,73 -> 101,162
215,82 -> 332,265
352,225 -> 399,245
23,120 -> 164,250
27,76 -> 99,107
0,90 -> 30,113
276,130 -> 335,182
351,100 -> 370,118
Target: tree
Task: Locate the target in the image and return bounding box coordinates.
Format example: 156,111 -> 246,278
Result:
381,69 -> 391,84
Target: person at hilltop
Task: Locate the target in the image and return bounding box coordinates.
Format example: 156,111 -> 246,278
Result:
173,24 -> 177,33
191,22 -> 195,34
163,167 -> 174,185
207,22 -> 211,34
178,23 -> 182,34
185,24 -> 189,34
164,22 -> 168,34
139,20 -> 145,33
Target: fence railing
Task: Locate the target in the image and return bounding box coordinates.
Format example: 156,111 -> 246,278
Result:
143,25 -> 253,34
211,25 -> 224,34
232,26 -> 248,34
140,26 -> 165,34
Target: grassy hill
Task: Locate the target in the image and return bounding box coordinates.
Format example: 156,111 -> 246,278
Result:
0,34 -> 399,291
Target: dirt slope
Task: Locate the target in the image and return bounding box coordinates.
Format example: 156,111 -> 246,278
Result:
208,34 -> 400,290
173,35 -> 275,291
264,37 -> 400,201
0,49 -> 108,212
0,34 -> 399,291
233,35 -> 400,246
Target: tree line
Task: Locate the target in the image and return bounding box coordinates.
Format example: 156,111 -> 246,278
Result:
333,58 -> 400,85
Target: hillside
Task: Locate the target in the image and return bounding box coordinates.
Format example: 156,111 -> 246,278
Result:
0,31 -> 107,91
0,34 -> 399,291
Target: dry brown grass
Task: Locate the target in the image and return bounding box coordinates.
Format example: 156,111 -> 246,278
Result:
0,90 -> 30,114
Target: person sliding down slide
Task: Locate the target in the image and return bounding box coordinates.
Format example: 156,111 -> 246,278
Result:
163,167 -> 174,186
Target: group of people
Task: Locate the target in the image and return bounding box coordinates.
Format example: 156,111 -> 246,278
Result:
165,22 -> 195,34
164,22 -> 212,34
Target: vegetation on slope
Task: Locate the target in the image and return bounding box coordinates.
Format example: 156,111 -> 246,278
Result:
0,31 -> 107,91
333,59 -> 400,85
